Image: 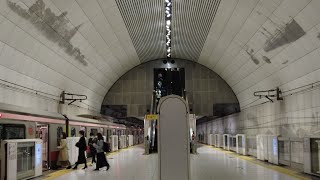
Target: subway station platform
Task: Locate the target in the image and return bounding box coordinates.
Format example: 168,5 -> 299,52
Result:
40,145 -> 313,180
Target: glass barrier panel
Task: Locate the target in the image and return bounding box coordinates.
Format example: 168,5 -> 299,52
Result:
17,142 -> 35,180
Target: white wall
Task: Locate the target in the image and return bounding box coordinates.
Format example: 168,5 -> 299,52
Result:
211,87 -> 320,138
198,85 -> 320,166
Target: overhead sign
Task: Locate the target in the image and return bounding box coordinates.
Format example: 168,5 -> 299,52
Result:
146,114 -> 158,120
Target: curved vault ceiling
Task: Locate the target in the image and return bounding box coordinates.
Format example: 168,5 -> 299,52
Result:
1,0 -> 320,112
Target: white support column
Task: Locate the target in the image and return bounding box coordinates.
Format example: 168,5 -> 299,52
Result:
157,95 -> 190,180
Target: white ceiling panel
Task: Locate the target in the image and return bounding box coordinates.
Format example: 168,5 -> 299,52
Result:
115,0 -> 166,62
198,0 -> 239,65
213,0 -> 282,74
171,0 -> 221,61
206,0 -> 260,69
2,0 -> 320,112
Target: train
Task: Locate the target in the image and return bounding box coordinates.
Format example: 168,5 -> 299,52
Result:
0,110 -> 144,170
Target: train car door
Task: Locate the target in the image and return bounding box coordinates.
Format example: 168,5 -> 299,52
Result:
36,123 -> 49,171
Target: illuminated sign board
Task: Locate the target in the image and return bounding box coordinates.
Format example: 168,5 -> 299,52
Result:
146,114 -> 158,120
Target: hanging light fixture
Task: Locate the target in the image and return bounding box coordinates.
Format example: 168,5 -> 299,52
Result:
165,0 -> 172,58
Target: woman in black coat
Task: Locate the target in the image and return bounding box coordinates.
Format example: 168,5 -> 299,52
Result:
73,130 -> 88,169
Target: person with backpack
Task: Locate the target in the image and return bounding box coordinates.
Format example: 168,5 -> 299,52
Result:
93,133 -> 110,171
88,133 -> 97,165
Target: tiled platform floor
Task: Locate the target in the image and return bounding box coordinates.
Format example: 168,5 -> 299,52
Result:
45,145 -> 307,180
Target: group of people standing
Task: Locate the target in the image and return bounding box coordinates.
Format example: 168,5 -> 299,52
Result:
57,130 -> 110,171
88,132 -> 110,171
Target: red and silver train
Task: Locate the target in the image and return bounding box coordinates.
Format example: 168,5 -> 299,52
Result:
0,110 -> 143,170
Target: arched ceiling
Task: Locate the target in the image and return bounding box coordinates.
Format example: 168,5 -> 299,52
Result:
1,0 -> 320,112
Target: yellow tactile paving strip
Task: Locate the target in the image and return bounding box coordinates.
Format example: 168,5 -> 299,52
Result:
207,146 -> 311,180
43,146 -> 135,180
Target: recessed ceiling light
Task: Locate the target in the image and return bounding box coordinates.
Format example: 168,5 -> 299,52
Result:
165,0 -> 172,59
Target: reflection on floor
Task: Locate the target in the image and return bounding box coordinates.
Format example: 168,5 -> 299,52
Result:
45,145 -> 307,180
46,145 -> 158,180
191,146 -> 301,180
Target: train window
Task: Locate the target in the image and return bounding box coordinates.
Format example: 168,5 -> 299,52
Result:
71,127 -> 76,137
57,126 -> 63,145
1,124 -> 26,140
91,129 -> 98,136
80,127 -> 87,136
57,126 -> 63,137
0,125 -> 3,140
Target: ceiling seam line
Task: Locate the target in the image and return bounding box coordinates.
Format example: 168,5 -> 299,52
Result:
204,0 -> 240,65
96,0 -> 138,66
210,0 -> 261,69
73,0 -> 128,71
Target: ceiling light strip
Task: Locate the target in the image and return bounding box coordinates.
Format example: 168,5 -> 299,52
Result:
165,0 -> 172,58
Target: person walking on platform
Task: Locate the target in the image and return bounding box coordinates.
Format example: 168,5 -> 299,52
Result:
93,133 -> 110,171
88,133 -> 97,165
57,132 -> 71,169
73,130 -> 88,170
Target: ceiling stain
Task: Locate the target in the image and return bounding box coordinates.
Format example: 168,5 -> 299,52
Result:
245,46 -> 259,65
262,56 -> 271,64
262,19 -> 305,52
7,0 -> 88,66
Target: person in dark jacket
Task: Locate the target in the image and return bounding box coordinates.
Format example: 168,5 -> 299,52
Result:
73,130 -> 88,170
88,133 -> 97,165
93,133 -> 110,171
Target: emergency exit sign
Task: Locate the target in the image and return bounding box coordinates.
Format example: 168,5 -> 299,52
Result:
146,114 -> 158,120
